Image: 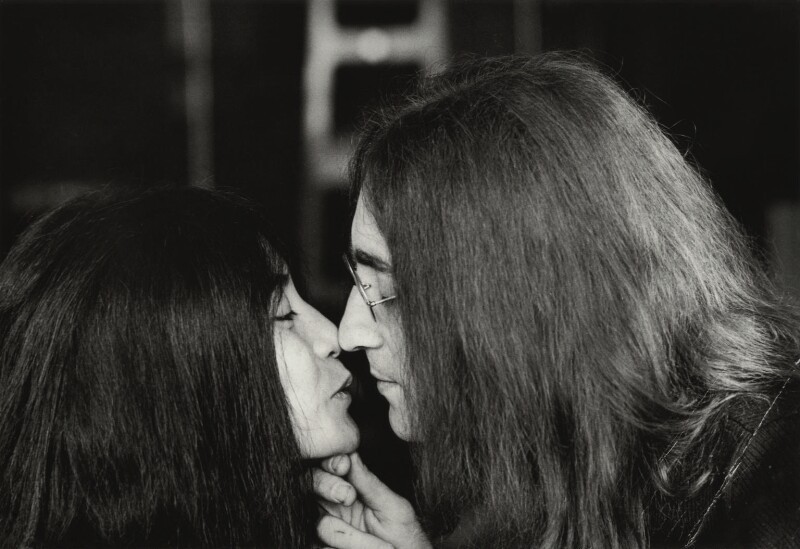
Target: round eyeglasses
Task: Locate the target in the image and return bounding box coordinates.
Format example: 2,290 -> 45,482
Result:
343,254 -> 397,318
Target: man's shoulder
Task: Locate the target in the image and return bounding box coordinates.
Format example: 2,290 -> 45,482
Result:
694,379 -> 800,547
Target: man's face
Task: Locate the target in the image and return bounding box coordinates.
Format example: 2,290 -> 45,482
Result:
339,194 -> 413,440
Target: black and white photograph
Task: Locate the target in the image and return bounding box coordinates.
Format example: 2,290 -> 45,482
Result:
1,1 -> 800,547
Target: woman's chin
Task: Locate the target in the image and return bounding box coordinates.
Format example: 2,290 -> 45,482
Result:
299,415 -> 360,459
335,414 -> 361,454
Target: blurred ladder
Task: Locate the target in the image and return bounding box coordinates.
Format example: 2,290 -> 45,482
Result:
302,0 -> 448,307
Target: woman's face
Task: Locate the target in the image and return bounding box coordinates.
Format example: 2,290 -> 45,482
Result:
274,278 -> 359,459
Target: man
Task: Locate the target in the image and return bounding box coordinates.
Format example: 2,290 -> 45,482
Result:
340,195 -> 411,441
315,53 -> 800,549
314,194 -> 429,549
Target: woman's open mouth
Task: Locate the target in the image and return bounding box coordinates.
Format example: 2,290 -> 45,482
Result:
332,375 -> 353,400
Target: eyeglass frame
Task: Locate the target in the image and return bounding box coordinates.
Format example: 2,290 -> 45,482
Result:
342,254 -> 397,315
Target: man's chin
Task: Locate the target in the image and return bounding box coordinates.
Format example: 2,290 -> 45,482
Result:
388,407 -> 413,441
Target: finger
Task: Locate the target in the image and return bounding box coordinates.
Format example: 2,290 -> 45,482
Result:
317,498 -> 343,518
346,452 -> 404,511
313,468 -> 357,506
317,515 -> 394,549
321,454 -> 352,476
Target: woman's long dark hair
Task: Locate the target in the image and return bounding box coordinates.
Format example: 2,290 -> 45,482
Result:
0,187 -> 314,547
351,53 -> 800,547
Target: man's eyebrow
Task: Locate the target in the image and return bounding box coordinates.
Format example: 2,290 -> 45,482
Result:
349,247 -> 393,273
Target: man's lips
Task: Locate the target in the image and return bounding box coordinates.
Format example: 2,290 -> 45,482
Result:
370,370 -> 395,383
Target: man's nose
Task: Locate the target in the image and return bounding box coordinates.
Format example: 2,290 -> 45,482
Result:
338,287 -> 382,352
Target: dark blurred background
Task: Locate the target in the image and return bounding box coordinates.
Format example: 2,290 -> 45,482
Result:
2,0 -> 799,497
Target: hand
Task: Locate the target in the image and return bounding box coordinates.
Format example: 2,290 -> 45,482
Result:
314,452 -> 432,549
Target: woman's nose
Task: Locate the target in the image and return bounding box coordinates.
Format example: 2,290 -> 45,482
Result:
338,287 -> 382,352
306,306 -> 341,359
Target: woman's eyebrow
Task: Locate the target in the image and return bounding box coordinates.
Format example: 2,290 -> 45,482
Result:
349,247 -> 393,274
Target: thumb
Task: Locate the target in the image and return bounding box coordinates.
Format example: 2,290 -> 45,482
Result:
346,452 -> 404,511
321,454 -> 352,477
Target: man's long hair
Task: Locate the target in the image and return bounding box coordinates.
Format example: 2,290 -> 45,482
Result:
350,54 -> 800,548
0,188 -> 314,547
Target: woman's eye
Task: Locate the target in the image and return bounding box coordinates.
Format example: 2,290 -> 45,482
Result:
275,311 -> 297,322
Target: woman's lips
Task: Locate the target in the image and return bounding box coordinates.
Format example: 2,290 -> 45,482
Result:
332,374 -> 353,399
332,390 -> 352,403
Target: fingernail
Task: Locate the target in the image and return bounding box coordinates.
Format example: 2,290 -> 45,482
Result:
336,485 -> 353,503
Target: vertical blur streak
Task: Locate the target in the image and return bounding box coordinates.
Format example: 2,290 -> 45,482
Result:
514,0 -> 542,55
168,0 -> 214,189
766,6 -> 800,303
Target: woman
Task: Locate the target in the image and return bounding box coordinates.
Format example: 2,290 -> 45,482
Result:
0,187 -> 359,547
316,53 -> 800,548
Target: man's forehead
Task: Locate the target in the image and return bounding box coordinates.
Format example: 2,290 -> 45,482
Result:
350,195 -> 392,271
